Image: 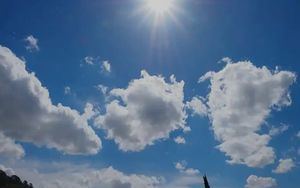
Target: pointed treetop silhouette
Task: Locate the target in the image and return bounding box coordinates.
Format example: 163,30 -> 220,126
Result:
203,174 -> 211,188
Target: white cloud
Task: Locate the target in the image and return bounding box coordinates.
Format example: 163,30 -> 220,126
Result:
0,160 -> 206,188
218,57 -> 233,64
2,162 -> 161,188
24,35 -> 39,52
84,56 -> 95,65
269,123 -> 289,136
175,161 -> 200,176
245,175 -> 277,188
273,158 -> 295,174
82,103 -> 98,121
95,84 -> 108,95
0,132 -> 25,159
102,60 -> 111,73
185,96 -> 207,116
64,86 -> 71,95
167,161 -> 202,188
0,45 -> 101,155
94,70 -> 187,151
174,136 -> 186,144
198,61 -> 296,167
83,57 -> 111,74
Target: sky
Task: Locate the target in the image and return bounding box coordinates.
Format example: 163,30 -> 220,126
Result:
0,0 -> 300,187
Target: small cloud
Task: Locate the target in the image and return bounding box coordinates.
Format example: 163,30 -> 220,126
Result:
95,84 -> 108,95
273,158 -> 295,174
24,35 -> 39,52
218,57 -> 233,64
245,175 -> 277,188
269,123 -> 289,136
64,86 -> 71,95
175,161 -> 200,176
101,60 -> 111,73
183,126 -> 191,133
174,136 -> 186,144
186,96 -> 207,116
84,56 -> 95,65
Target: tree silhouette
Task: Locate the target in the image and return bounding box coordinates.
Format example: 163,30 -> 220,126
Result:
0,170 -> 34,188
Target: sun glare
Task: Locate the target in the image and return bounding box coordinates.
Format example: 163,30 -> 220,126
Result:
145,0 -> 174,14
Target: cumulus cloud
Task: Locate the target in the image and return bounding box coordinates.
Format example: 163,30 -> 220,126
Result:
0,133 -> 25,159
1,160 -> 205,188
175,161 -> 200,176
174,136 -> 186,144
101,60 -> 111,73
185,96 -> 207,116
273,158 -> 295,174
198,61 -> 296,167
94,70 -> 187,151
0,45 -> 101,155
24,35 -> 39,52
245,175 -> 277,188
163,161 -> 203,188
3,162 -> 161,188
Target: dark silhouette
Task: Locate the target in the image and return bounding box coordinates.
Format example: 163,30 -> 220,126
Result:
203,174 -> 210,188
0,170 -> 33,188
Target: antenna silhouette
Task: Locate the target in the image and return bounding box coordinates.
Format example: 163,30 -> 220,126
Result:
203,174 -> 210,188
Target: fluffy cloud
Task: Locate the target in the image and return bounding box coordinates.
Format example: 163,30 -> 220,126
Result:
1,160 -> 206,188
185,96 -> 207,116
165,161 -> 202,188
0,133 -> 24,159
245,175 -> 277,188
24,35 -> 39,52
175,161 -> 200,176
94,70 -> 187,151
102,60 -> 111,73
2,162 -> 161,188
174,136 -> 186,144
198,61 -> 296,167
0,45 -> 101,156
273,158 -> 295,174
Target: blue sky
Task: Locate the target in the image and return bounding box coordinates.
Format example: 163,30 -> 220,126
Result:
0,0 -> 299,187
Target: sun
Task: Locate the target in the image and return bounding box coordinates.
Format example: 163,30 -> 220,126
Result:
145,0 -> 174,15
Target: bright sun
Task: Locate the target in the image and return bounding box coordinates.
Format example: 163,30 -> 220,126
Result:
145,0 -> 174,14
